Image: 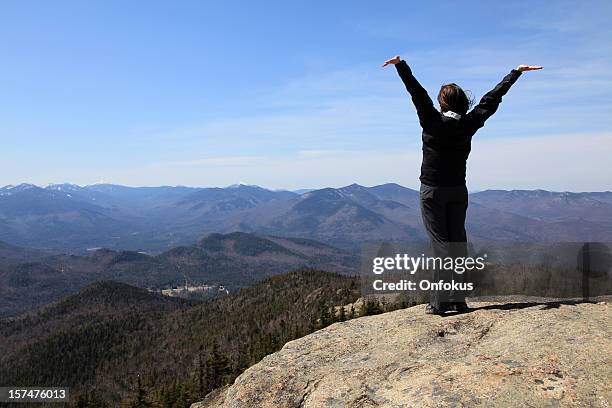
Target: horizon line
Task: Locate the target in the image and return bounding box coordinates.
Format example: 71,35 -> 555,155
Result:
1,182 -> 611,195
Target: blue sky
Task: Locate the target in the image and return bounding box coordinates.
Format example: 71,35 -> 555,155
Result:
1,0 -> 611,191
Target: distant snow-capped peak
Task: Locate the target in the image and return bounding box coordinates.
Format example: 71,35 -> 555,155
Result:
0,183 -> 39,196
226,183 -> 261,189
1,183 -> 37,191
45,183 -> 83,192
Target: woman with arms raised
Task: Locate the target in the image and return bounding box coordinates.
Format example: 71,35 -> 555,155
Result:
383,55 -> 542,314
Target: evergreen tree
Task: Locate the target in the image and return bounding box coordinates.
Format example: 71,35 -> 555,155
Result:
75,389 -> 109,408
348,305 -> 355,320
368,298 -> 383,315
380,296 -> 388,312
128,375 -> 149,408
360,299 -> 370,316
320,306 -> 332,327
198,346 -> 205,399
337,305 -> 346,322
206,344 -> 231,390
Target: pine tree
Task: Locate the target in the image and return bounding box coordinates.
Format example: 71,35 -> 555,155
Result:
206,344 -> 231,391
337,305 -> 346,322
348,305 -> 355,320
368,298 -> 383,315
380,296 -> 388,312
198,346 -> 205,399
360,299 -> 370,316
320,306 -> 332,327
127,375 -> 149,408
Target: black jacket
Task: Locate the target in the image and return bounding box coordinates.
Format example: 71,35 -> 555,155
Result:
395,60 -> 522,187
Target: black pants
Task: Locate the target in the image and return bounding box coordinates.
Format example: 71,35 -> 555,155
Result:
419,183 -> 468,308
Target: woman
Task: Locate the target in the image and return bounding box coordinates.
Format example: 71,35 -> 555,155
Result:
383,55 -> 542,314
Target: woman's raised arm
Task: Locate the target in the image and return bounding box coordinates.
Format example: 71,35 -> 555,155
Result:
466,65 -> 542,130
383,55 -> 439,129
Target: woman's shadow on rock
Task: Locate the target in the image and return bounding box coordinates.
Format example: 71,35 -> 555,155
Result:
446,242 -> 612,316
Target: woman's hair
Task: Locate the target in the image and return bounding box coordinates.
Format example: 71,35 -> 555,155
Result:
437,83 -> 474,115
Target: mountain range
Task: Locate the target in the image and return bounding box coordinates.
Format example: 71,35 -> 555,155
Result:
1,183 -> 611,253
2,182 -> 610,406
0,232 -> 357,317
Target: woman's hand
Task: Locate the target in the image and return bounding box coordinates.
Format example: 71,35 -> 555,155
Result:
382,56 -> 401,67
516,65 -> 543,72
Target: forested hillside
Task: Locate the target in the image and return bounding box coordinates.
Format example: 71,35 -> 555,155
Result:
0,270 -> 367,407
0,232 -> 358,317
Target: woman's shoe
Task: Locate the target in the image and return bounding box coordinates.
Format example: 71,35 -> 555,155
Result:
425,304 -> 444,315
451,302 -> 469,312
